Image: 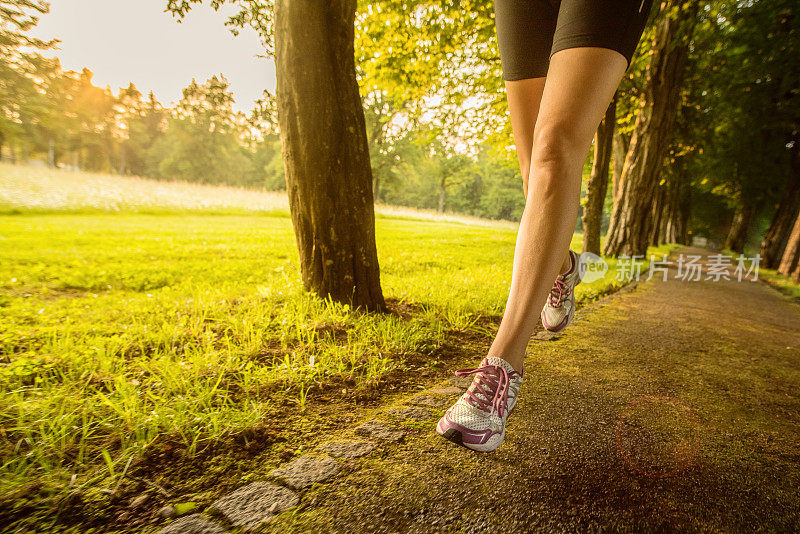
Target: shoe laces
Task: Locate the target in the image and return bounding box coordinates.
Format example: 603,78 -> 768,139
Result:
548,278 -> 571,308
455,362 -> 515,418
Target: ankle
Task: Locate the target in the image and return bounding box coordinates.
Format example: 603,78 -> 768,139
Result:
560,250 -> 574,275
488,353 -> 524,375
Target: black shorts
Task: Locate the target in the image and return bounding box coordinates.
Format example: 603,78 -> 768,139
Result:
494,0 -> 654,80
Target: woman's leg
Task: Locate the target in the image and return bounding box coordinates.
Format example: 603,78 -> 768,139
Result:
489,47 -> 629,373
505,77 -> 546,200
506,77 -> 574,284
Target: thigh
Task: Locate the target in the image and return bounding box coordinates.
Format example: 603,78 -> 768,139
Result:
550,0 -> 654,69
534,47 -> 628,164
493,0 -> 560,81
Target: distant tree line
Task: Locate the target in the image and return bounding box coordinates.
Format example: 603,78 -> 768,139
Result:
0,11 -> 284,189
0,1 -> 528,221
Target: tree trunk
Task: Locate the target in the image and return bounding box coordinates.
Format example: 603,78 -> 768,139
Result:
662,163 -> 688,244
612,130 -> 629,201
761,136 -> 800,268
582,97 -> 616,255
373,173 -> 381,203
761,177 -> 800,267
677,174 -> 691,244
603,0 -> 698,257
778,206 -> 800,280
649,182 -> 666,245
724,202 -> 754,254
438,176 -> 446,213
275,0 -> 386,311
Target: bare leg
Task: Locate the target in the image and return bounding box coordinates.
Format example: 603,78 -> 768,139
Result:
505,77 -> 545,200
505,78 -> 573,278
489,47 -> 628,373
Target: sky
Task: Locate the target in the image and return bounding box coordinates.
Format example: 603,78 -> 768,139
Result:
32,0 -> 277,112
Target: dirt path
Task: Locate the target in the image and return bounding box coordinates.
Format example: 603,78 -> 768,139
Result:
160,247 -> 800,533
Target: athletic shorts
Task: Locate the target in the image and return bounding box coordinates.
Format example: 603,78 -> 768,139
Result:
493,0 -> 654,80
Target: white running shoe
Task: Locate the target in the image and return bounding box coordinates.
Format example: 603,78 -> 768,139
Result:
541,249 -> 581,333
436,356 -> 523,453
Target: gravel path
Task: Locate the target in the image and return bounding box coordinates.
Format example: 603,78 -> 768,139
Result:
159,247 -> 800,532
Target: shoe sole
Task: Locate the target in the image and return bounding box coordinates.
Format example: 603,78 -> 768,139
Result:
542,303 -> 575,334
436,415 -> 509,453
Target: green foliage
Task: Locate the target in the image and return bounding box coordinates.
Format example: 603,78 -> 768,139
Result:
144,77 -> 254,186
165,0 -> 274,52
682,0 -> 800,238
0,0 -> 57,149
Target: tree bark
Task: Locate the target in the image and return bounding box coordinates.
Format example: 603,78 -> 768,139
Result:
649,181 -> 666,245
761,136 -> 800,268
661,163 -> 689,244
582,97 -> 616,255
603,0 -> 698,257
612,130 -> 629,201
779,206 -> 800,282
724,202 -> 754,254
275,0 -> 386,311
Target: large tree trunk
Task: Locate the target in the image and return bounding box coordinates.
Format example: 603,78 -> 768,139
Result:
724,202 -> 754,254
648,182 -> 666,245
582,97 -> 616,255
778,207 -> 800,282
612,130 -> 629,201
761,136 -> 800,268
661,162 -> 689,244
603,0 -> 698,257
275,0 -> 386,311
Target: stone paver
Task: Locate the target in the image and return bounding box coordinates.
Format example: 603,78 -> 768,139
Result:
387,406 -> 435,422
210,482 -> 298,530
317,441 -> 377,459
158,514 -> 227,534
407,394 -> 449,409
354,420 -> 404,442
269,455 -> 340,490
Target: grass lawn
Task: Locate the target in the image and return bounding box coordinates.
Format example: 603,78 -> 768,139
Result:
0,165 -> 677,529
758,269 -> 800,300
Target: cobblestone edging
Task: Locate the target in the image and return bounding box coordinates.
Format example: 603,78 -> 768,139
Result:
156,384 -> 464,532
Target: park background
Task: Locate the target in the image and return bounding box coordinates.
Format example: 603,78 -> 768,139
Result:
1,0 -> 799,532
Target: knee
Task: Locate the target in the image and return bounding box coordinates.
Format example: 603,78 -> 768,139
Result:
526,122 -> 584,203
531,122 -> 583,175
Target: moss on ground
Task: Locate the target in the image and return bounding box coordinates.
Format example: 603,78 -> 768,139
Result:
258,250 -> 800,533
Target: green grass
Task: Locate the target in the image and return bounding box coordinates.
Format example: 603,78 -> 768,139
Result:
0,165 -> 678,519
758,269 -> 800,299
718,247 -> 800,299
0,213 -> 675,500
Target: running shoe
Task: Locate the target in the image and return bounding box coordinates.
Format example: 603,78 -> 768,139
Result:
436,356 -> 523,452
541,249 -> 581,333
